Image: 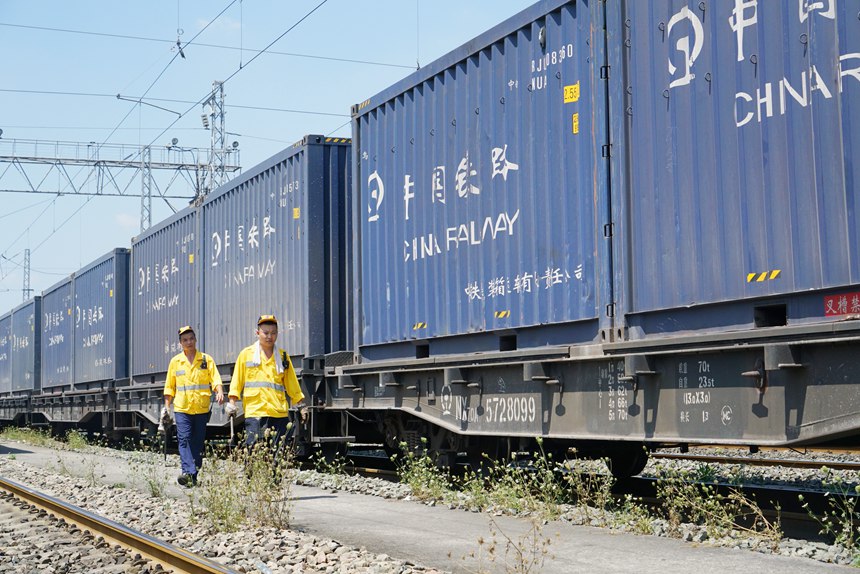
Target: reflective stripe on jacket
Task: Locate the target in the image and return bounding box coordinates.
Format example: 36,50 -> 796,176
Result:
164,351 -> 223,414
229,344 -> 304,418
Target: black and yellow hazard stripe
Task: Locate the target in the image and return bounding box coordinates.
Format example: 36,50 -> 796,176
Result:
747,270 -> 781,283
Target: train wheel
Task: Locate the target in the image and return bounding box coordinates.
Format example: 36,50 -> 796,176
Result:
605,444 -> 649,479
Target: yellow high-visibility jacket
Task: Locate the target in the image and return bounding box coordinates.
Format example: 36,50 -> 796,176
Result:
164,351 -> 223,414
229,344 -> 304,418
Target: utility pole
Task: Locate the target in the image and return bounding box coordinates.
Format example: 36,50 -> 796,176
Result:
22,248 -> 31,301
141,145 -> 153,231
202,80 -> 227,196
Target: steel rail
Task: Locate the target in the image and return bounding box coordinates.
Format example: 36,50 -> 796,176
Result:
650,452 -> 860,471
0,476 -> 238,574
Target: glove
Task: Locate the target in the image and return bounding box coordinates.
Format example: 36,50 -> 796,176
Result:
160,407 -> 172,426
224,402 -> 238,418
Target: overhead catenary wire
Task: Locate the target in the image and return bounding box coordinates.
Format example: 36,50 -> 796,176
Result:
0,197 -> 54,221
0,89 -> 349,117
0,22 -> 413,69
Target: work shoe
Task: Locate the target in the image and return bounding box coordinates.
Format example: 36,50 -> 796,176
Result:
177,473 -> 194,487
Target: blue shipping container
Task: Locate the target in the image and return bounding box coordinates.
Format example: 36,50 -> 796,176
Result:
131,207 -> 199,380
74,249 -> 129,385
202,136 -> 352,365
352,0 -> 607,356
41,276 -> 74,389
0,313 -> 10,394
608,0 -> 860,337
10,298 -> 40,393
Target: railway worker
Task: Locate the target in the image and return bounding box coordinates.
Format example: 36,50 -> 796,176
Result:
224,314 -> 308,456
162,325 -> 224,487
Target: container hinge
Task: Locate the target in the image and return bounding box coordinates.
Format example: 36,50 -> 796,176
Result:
603,222 -> 614,237
605,303 -> 615,318
602,144 -> 611,158
600,65 -> 610,80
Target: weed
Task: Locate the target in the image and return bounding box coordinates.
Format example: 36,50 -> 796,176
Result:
195,454 -> 247,532
194,432 -> 296,532
127,447 -> 169,499
52,454 -> 72,476
562,458 -> 616,525
655,467 -> 781,546
725,465 -> 753,486
311,449 -> 349,488
800,467 -> 860,553
694,463 -> 717,483
83,457 -> 102,487
615,494 -> 654,534
466,517 -> 555,574
7,454 -> 15,460
458,467 -> 493,511
392,437 -> 453,501
485,450 -> 563,519
0,427 -> 58,448
65,429 -> 88,451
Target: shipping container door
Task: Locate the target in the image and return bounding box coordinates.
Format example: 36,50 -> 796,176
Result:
131,209 -> 199,379
354,0 -> 609,352
610,1 -> 860,333
74,251 -> 129,384
41,279 -> 74,389
11,299 -> 39,393
0,314 -> 11,394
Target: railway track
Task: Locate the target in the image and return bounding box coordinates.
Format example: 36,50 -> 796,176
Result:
651,449 -> 860,472
0,476 -> 238,574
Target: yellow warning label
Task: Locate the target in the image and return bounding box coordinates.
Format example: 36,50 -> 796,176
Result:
109,289 -> 114,298
494,310 -> 511,318
412,322 -> 427,330
67,308 -> 71,315
188,253 -> 195,264
746,270 -> 781,283
293,208 -> 301,219
572,113 -> 580,134
564,82 -> 580,103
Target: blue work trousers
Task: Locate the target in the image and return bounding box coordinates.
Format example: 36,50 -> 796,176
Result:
174,411 -> 210,477
244,415 -> 291,448
244,416 -> 293,472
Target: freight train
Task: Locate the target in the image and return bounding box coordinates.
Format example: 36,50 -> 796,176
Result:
1,0 -> 859,478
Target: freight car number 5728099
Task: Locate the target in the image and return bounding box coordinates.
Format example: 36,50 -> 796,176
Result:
483,396 -> 537,425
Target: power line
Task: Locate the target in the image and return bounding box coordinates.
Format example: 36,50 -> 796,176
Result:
119,1 -> 333,176
0,21 -> 413,69
0,89 -> 349,117
0,198 -> 55,221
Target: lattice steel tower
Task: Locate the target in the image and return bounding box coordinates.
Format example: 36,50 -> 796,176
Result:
203,80 -> 228,196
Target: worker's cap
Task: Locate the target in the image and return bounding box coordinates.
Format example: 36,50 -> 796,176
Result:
257,314 -> 278,327
178,325 -> 195,337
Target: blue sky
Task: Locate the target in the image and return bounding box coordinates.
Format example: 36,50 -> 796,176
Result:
0,0 -> 530,312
